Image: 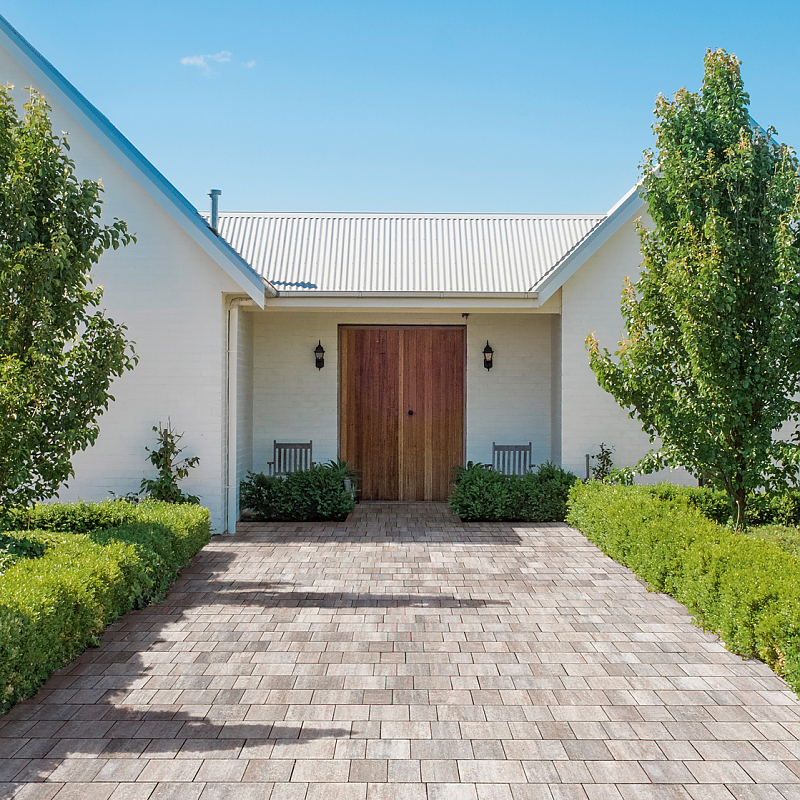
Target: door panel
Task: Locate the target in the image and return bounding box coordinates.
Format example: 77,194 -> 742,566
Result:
340,327 -> 400,500
340,326 -> 464,501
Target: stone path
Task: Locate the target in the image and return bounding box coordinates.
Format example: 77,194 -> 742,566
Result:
2,502 -> 800,800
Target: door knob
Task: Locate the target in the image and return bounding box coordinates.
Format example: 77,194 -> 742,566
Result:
408,410 -> 414,415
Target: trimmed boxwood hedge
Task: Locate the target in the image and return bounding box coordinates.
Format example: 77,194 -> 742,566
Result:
567,481 -> 800,695
0,500 -> 210,712
642,482 -> 800,528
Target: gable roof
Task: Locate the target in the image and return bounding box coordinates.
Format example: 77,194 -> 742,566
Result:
212,211 -> 606,296
533,185 -> 645,304
0,14 -> 274,306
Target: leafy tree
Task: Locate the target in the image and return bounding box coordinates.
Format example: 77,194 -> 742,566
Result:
586,50 -> 800,528
0,86 -> 136,506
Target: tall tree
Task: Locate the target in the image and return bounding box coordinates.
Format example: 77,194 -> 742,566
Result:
587,49 -> 800,527
0,86 -> 136,506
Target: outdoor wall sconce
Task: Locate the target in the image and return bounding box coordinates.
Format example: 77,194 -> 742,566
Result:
314,341 -> 325,370
483,340 -> 494,370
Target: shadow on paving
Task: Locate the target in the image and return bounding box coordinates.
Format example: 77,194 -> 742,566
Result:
0,548 -> 355,772
191,579 -> 511,610
0,537 -> 509,777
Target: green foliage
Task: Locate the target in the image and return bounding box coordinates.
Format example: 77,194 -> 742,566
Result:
591,443 -> 614,481
518,462 -> 579,522
586,49 -> 800,529
567,481 -> 800,695
0,498 -> 140,533
0,87 -> 136,507
0,532 -> 45,575
0,532 -> 45,559
449,463 -> 518,521
240,460 -> 356,521
449,461 -> 578,522
642,483 -> 800,527
744,524 -> 800,560
740,490 -> 800,528
644,483 -> 731,525
240,471 -> 285,520
140,420 -> 200,504
0,500 -> 209,711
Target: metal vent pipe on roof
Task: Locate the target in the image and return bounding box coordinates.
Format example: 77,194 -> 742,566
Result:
208,189 -> 221,231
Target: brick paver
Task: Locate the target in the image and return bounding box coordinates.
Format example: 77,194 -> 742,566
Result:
1,502 -> 799,800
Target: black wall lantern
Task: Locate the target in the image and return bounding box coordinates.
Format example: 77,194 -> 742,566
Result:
314,341 -> 325,370
483,340 -> 494,370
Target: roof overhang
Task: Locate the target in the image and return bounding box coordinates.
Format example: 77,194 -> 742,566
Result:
532,185 -> 645,304
261,289 -> 563,313
0,14 -> 276,307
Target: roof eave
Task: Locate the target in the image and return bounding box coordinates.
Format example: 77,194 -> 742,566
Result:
262,290 -> 545,311
531,185 -> 646,305
0,14 -> 276,307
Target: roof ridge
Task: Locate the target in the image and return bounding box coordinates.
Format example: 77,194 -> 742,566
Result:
208,211 -> 607,219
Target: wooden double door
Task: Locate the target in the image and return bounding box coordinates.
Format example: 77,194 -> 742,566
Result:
339,326 -> 465,501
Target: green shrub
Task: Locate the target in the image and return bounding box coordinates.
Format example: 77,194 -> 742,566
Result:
129,500 -> 211,566
240,472 -> 285,520
567,481 -> 800,695
0,499 -> 140,534
745,524 -> 800,559
746,490 -> 800,527
0,500 -> 210,712
0,532 -> 46,575
644,483 -> 730,525
519,461 -> 578,522
449,461 -> 577,522
642,484 -> 800,528
240,461 -> 356,521
140,420 -> 200,504
449,463 -> 517,521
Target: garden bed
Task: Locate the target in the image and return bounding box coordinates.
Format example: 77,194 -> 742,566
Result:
448,461 -> 578,522
567,481 -> 800,695
0,500 -> 210,712
240,461 -> 356,521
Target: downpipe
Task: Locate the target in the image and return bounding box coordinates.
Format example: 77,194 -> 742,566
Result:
225,296 -> 255,534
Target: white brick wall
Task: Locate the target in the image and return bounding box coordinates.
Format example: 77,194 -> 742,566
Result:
560,215 -> 693,485
464,314 -> 554,467
0,48 -> 242,530
250,311 -> 559,478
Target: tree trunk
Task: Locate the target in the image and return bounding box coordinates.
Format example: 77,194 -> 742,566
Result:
733,485 -> 747,530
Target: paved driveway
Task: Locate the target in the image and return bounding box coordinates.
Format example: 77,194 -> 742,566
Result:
2,503 -> 799,800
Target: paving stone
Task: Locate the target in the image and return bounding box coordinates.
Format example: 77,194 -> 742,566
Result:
2,504 -> 800,798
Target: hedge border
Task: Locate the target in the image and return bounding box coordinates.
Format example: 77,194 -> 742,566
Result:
567,481 -> 800,696
0,500 -> 210,712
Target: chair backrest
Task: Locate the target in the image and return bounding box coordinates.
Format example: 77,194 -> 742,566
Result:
273,440 -> 313,476
492,442 -> 532,475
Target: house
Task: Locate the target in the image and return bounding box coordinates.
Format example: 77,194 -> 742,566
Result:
0,15 -> 686,533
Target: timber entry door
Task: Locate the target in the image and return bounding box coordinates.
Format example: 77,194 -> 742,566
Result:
340,326 -> 465,501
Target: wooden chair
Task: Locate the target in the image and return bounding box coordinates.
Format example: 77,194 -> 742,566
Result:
491,442 -> 532,475
267,440 -> 313,477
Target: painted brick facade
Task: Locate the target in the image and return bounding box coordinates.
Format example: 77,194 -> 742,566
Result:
0,48 -> 243,531
560,212 -> 693,485
249,311 -> 559,479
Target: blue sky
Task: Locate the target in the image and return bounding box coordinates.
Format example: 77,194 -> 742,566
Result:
3,1 -> 799,214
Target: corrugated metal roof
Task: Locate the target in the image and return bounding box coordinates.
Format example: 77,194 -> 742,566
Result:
210,212 -> 606,294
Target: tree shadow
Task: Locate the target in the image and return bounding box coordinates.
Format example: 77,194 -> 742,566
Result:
193,577 -> 510,610
0,535 -> 511,783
